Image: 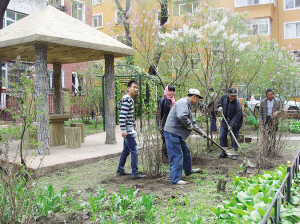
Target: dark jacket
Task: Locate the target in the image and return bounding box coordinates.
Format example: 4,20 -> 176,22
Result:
218,94 -> 243,130
157,97 -> 172,128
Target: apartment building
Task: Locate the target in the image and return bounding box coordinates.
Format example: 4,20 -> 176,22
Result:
1,0 -> 93,101
92,0 -> 300,51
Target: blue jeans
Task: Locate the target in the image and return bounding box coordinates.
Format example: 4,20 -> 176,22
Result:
211,112 -> 217,131
220,121 -> 239,150
117,133 -> 139,175
164,131 -> 193,184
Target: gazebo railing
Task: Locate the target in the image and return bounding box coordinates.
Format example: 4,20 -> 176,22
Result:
260,149 -> 300,224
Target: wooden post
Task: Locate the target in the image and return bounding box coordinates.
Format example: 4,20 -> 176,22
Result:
53,62 -> 63,114
104,54 -> 116,144
35,44 -> 50,155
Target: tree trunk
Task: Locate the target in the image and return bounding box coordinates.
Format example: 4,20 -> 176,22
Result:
0,0 -> 10,110
35,44 -> 50,155
53,62 -> 63,114
104,55 -> 116,144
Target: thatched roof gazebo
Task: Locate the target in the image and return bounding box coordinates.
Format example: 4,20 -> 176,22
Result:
0,5 -> 134,154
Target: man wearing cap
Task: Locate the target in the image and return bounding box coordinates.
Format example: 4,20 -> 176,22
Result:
217,87 -> 243,160
164,89 -> 207,185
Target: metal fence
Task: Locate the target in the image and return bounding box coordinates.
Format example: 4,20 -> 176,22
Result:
260,150 -> 300,224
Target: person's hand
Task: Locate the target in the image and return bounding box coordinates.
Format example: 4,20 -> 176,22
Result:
201,132 -> 207,138
122,133 -> 127,138
228,126 -> 233,131
259,121 -> 263,126
187,126 -> 193,130
273,111 -> 278,118
218,107 -> 223,113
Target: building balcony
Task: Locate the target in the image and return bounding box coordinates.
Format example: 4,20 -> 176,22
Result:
235,1 -> 276,20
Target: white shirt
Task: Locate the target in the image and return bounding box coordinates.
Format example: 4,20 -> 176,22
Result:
267,98 -> 274,116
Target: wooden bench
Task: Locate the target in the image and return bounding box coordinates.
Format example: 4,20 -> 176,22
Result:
65,127 -> 81,149
70,123 -> 85,142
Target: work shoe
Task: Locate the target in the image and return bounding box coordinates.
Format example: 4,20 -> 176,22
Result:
192,168 -> 202,173
176,180 -> 188,185
231,155 -> 238,160
116,170 -> 131,176
218,151 -> 227,158
132,173 -> 145,180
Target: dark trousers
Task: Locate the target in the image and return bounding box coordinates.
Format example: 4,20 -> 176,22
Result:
220,121 -> 239,150
263,116 -> 278,155
211,111 -> 217,131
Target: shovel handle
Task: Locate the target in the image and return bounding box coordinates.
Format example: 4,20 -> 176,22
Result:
192,127 -> 225,152
220,112 -> 243,153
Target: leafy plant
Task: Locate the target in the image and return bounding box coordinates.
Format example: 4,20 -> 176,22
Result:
212,165 -> 300,223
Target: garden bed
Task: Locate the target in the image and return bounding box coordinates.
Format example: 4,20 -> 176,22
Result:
34,135 -> 300,223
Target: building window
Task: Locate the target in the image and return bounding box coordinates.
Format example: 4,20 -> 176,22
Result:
2,61 -> 7,88
235,0 -> 273,7
285,0 -> 300,9
72,72 -> 81,94
92,0 -> 103,5
172,1 -> 200,17
72,1 -> 85,22
47,69 -> 53,90
155,9 -> 170,25
4,10 -> 27,27
252,18 -> 270,35
115,10 -> 123,25
47,69 -> 65,90
93,13 -> 103,28
48,0 -> 64,7
285,22 -> 300,39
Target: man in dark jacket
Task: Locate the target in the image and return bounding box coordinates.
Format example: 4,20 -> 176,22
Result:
217,87 -> 243,160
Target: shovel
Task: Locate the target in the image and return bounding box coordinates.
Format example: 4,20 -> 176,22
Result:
192,128 -> 238,157
220,112 -> 256,168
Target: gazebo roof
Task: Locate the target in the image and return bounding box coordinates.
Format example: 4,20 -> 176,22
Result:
0,5 -> 134,64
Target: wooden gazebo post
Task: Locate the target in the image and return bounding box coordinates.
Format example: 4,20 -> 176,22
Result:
35,44 -> 50,154
104,54 -> 116,144
53,62 -> 63,114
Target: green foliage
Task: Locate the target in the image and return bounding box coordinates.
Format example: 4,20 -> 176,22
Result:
35,184 -> 67,216
212,165 -> 300,223
288,120 -> 300,133
76,61 -> 104,127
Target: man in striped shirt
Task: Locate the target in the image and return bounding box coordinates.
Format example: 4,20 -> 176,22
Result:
116,80 -> 145,180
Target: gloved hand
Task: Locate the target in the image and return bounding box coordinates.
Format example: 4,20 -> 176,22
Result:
228,126 -> 233,131
187,126 -> 193,130
201,131 -> 207,138
217,107 -> 223,113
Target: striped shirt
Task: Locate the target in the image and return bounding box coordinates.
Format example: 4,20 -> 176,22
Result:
119,93 -> 135,134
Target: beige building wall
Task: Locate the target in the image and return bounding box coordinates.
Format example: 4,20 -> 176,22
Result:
93,0 -> 300,50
